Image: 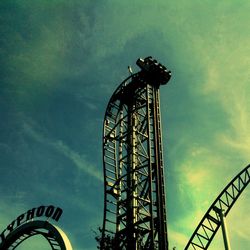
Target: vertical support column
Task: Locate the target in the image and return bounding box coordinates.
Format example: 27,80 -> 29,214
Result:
146,84 -> 156,249
117,108 -> 123,233
213,207 -> 231,250
127,103 -> 138,250
153,87 -> 168,250
217,209 -> 232,250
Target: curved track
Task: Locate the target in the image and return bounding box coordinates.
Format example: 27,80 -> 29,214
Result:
0,220 -> 72,250
101,57 -> 171,249
184,164 -> 250,250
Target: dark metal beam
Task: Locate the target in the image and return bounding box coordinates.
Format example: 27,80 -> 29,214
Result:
184,164 -> 250,250
101,57 -> 171,250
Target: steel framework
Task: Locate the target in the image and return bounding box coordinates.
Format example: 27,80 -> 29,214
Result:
0,220 -> 72,250
184,164 -> 250,250
101,57 -> 171,249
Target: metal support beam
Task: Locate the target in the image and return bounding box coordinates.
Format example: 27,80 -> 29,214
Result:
217,209 -> 231,250
101,57 -> 171,249
184,164 -> 250,250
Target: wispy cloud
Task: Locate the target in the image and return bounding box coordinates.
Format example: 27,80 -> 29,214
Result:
22,119 -> 103,182
228,195 -> 250,241
168,227 -> 189,249
52,140 -> 103,181
172,141 -> 250,248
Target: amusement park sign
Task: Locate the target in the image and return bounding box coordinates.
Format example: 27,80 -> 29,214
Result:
0,205 -> 63,243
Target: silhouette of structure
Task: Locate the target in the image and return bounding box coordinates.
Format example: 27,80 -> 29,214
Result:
184,164 -> 250,250
101,57 -> 171,249
0,221 -> 72,250
0,205 -> 72,250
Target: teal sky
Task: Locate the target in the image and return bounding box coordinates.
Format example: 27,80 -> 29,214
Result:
0,1 -> 250,249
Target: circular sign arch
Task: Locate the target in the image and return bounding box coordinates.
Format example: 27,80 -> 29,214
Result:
0,205 -> 72,250
0,220 -> 72,250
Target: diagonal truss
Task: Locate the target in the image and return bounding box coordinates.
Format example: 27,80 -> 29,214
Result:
101,57 -> 171,249
184,164 -> 250,250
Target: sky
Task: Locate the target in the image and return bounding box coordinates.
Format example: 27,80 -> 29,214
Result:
0,0 -> 250,249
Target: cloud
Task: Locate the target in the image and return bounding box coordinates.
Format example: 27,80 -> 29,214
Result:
0,201 -> 27,230
22,119 -> 103,182
228,194 -> 250,241
53,140 -> 103,181
168,227 -> 189,249
200,52 -> 250,164
1,1 -> 250,249
170,140 -> 250,248
187,2 -> 250,165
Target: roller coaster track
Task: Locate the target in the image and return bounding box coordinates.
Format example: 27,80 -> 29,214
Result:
101,57 -> 171,249
0,220 -> 72,250
184,164 -> 250,250
100,56 -> 249,250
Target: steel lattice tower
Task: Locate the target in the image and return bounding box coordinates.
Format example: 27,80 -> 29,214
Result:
101,57 -> 171,250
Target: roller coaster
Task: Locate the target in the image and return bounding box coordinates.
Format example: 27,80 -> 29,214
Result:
0,206 -> 72,250
0,220 -> 72,250
100,56 -> 250,250
101,57 -> 171,249
0,57 -> 248,250
184,164 -> 250,250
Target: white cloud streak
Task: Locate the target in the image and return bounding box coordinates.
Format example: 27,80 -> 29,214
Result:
22,120 -> 103,182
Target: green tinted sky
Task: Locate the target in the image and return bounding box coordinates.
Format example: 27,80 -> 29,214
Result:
0,1 -> 249,249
